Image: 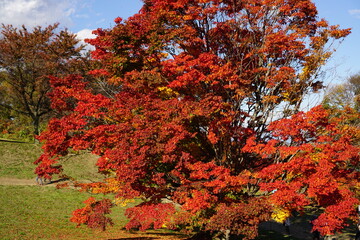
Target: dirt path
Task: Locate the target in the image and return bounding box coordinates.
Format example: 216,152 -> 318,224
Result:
0,177 -> 61,186
0,177 -> 38,186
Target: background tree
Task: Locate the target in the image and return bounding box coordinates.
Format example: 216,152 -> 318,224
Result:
35,0 -> 358,239
0,23 -> 85,140
323,73 -> 360,111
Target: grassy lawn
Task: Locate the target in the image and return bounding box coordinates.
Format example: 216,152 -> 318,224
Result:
0,185 -> 187,240
0,185 -> 103,240
0,141 -> 357,239
0,141 -> 42,179
0,141 -> 105,181
0,142 -> 187,239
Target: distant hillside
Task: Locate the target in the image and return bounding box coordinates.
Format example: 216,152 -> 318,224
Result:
0,141 -> 103,181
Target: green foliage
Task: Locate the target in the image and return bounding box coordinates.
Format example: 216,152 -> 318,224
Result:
323,73 -> 360,111
0,116 -> 35,142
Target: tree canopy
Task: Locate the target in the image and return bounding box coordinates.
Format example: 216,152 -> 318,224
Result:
35,0 -> 358,239
0,23 -> 85,140
323,73 -> 360,112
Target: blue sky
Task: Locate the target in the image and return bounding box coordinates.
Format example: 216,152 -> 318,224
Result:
0,0 -> 358,86
314,0 -> 360,83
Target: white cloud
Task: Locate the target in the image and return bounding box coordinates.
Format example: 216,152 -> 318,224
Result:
0,0 -> 78,28
348,9 -> 360,18
76,28 -> 96,41
76,28 -> 96,52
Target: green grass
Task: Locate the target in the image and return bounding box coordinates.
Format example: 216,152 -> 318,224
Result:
0,141 -> 42,179
0,142 -> 187,239
0,185 -> 110,239
0,141 -> 103,181
0,185 -> 188,240
59,151 -> 104,182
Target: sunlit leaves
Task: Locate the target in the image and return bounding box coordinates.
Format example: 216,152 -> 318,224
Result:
125,203 -> 176,231
244,106 -> 360,235
70,197 -> 113,231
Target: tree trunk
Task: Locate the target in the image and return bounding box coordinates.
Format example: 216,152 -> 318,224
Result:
33,117 -> 40,143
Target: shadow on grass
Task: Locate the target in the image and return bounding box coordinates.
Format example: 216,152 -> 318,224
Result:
256,230 -> 302,240
35,177 -> 70,186
0,138 -> 32,144
108,230 -> 189,240
109,238 -> 155,240
50,177 -> 70,184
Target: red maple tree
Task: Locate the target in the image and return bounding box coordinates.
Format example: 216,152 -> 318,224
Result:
35,0 -> 358,239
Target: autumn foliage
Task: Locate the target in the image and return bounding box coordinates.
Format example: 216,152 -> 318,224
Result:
35,0 -> 358,239
70,197 -> 113,231
0,24 -> 85,139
